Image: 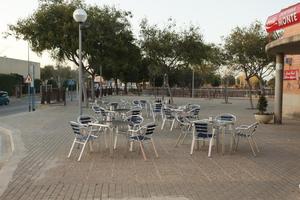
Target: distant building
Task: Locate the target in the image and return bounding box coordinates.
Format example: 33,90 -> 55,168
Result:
0,56 -> 41,79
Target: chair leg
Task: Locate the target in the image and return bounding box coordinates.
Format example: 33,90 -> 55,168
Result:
139,141 -> 147,160
129,141 -> 134,152
251,137 -> 260,152
78,142 -> 87,161
89,141 -> 94,152
114,135 -> 118,150
151,138 -> 159,158
161,119 -> 166,130
175,133 -> 183,147
190,138 -> 195,155
181,132 -> 188,144
170,119 -> 175,131
104,129 -> 108,148
208,138 -> 214,157
67,139 -> 76,158
235,136 -> 240,152
247,137 -> 256,157
113,127 -> 118,150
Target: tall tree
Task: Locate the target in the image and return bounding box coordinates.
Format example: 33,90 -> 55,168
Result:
7,1 -> 135,102
139,19 -> 210,103
224,21 -> 274,108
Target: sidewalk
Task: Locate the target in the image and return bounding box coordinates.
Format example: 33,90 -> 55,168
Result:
0,97 -> 299,200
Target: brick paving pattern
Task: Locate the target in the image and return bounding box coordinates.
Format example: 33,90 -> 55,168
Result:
0,97 -> 300,200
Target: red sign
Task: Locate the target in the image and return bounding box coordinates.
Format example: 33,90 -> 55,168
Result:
266,3 -> 300,33
284,69 -> 299,80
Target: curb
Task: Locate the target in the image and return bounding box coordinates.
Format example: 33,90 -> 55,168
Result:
0,126 -> 26,198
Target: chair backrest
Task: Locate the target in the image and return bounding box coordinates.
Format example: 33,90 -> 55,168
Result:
129,108 -> 142,116
69,121 -> 83,136
109,102 -> 119,110
92,105 -> 102,113
193,120 -> 213,138
153,103 -> 162,112
187,104 -> 200,110
248,122 -> 259,135
127,115 -> 144,127
188,107 -> 200,116
162,108 -> 174,118
77,115 -> 96,125
144,123 -> 156,136
215,113 -> 236,122
132,100 -> 141,107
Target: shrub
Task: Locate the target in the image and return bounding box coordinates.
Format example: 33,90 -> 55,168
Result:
257,94 -> 268,114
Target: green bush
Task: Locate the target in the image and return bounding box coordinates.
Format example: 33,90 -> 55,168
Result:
0,73 -> 23,95
257,95 -> 268,114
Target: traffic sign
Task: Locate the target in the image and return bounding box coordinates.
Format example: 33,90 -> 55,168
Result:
25,74 -> 32,83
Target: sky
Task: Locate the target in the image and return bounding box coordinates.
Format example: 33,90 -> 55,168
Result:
0,0 -> 299,68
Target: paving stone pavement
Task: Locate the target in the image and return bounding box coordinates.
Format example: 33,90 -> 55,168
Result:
0,96 -> 300,200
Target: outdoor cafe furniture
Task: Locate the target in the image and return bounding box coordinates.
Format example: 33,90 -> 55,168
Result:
174,115 -> 192,147
235,122 -> 259,156
214,113 -> 236,154
151,102 -> 163,122
88,119 -> 127,156
186,106 -> 201,121
190,120 -> 216,157
92,105 -> 115,121
128,123 -> 159,160
68,121 -> 98,161
161,107 -> 176,131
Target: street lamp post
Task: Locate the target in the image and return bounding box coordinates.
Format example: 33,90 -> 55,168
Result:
73,8 -> 87,116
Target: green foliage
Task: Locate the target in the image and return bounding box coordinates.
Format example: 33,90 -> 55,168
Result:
34,79 -> 42,93
139,19 -> 219,90
210,74 -> 221,87
224,21 -> 273,81
47,79 -> 58,88
0,73 -> 23,95
257,95 -> 268,114
41,65 -> 77,88
8,1 -> 140,85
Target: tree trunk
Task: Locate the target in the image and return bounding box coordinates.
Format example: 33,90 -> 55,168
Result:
246,79 -> 254,109
259,78 -> 265,96
124,82 -> 128,94
91,75 -> 95,101
82,79 -> 88,108
114,78 -> 118,95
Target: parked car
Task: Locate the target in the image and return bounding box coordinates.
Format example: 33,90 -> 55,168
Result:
0,91 -> 9,105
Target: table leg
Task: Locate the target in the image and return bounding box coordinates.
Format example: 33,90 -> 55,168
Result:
215,127 -> 219,153
229,124 -> 235,154
110,127 -> 114,156
222,126 -> 225,155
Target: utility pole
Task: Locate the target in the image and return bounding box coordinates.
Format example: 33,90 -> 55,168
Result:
27,42 -> 31,112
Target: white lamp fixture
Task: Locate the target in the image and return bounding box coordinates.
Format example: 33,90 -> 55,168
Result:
73,8 -> 87,23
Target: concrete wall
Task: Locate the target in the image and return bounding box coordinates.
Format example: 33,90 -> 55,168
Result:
282,25 -> 300,119
0,57 -> 40,79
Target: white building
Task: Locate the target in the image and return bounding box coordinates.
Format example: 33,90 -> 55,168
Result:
0,56 -> 40,79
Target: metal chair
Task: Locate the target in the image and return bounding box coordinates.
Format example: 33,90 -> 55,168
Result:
161,108 -> 176,131
128,123 -> 159,160
174,115 -> 192,147
68,121 -> 97,161
235,122 -> 259,156
215,113 -> 236,123
186,107 -> 201,121
190,120 -> 216,157
151,103 -> 163,122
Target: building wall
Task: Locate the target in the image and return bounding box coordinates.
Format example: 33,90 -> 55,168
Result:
282,24 -> 300,118
0,56 -> 40,79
